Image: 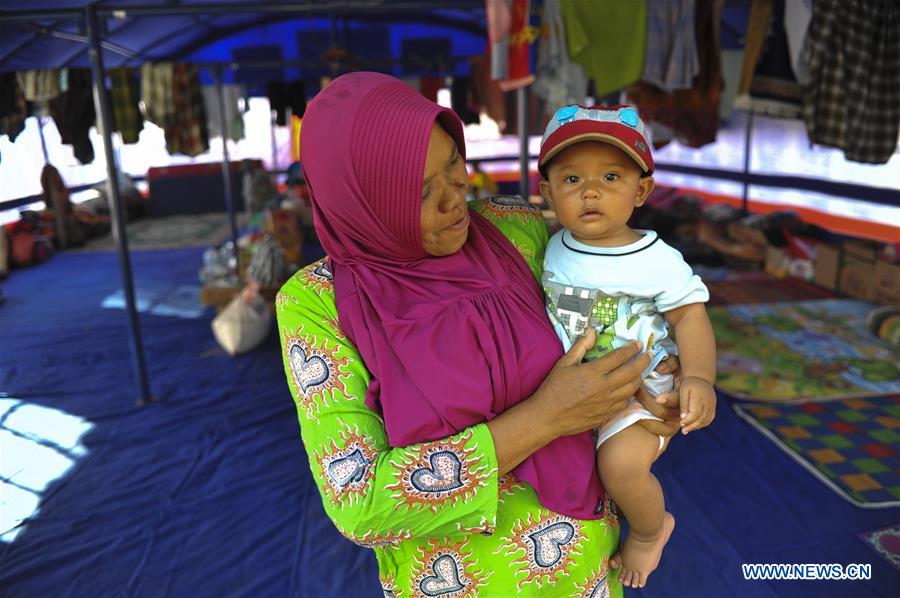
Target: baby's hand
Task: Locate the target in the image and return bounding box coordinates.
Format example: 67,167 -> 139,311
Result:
679,377 -> 716,434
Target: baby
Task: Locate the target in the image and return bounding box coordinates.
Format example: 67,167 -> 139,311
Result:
538,105 -> 717,589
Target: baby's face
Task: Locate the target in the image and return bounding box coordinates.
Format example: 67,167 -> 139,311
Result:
539,142 -> 653,247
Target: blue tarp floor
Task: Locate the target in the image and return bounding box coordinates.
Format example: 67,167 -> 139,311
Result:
0,247 -> 897,597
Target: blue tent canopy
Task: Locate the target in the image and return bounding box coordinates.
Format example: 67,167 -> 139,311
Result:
0,1 -> 487,73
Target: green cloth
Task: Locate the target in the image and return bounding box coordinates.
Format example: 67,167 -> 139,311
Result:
276,197 -> 623,596
560,0 -> 647,96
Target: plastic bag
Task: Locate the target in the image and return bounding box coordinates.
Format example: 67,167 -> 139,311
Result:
211,282 -> 271,356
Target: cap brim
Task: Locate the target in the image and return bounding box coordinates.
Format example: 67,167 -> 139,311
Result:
540,133 -> 651,174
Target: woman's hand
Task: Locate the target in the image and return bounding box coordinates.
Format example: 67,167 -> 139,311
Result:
635,390 -> 681,438
532,330 -> 651,437
635,357 -> 682,438
487,329 -> 650,476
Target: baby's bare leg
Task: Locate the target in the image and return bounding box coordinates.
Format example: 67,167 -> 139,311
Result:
599,424 -> 674,589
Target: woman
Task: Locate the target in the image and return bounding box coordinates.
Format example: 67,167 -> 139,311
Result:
276,72 -> 679,596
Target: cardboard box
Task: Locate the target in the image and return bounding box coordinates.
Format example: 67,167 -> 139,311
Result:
874,260 -> 900,308
838,256 -> 876,301
815,244 -> 841,290
843,240 -> 883,264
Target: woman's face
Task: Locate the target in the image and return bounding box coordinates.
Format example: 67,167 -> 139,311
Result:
420,123 -> 469,256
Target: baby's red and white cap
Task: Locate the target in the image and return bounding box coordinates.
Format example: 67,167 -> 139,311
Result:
539,104 -> 654,176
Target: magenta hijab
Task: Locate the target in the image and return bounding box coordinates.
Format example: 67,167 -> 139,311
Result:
300,72 -> 604,519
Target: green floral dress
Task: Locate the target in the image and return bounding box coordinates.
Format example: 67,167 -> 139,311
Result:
276,197 -> 622,597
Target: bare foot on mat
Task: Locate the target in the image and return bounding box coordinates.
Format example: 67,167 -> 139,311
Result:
609,512 -> 675,589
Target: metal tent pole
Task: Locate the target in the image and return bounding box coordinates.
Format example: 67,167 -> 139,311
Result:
85,4 -> 154,406
741,110 -> 754,215
517,87 -> 528,199
37,116 -> 50,164
270,110 -> 278,173
212,66 -> 240,267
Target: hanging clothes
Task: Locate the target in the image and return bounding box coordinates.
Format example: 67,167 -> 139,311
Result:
17,69 -> 61,102
450,76 -> 480,125
470,54 -> 507,131
418,76 -> 443,103
532,0 -> 588,113
803,0 -> 899,165
1,73 -> 20,118
0,73 -> 28,143
287,80 -> 306,119
502,85 -> 546,137
560,0 -> 647,97
266,81 -> 288,126
266,80 -> 306,127
626,0 -> 724,149
734,0 -> 804,118
165,64 -> 209,157
642,0 -> 699,92
203,84 -> 247,142
486,0 -> 535,91
109,68 -> 143,144
48,69 -> 96,164
783,0 -> 813,85
140,62 -> 175,129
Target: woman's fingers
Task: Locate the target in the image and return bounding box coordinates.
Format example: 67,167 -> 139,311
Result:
559,328 -> 597,366
654,391 -> 680,409
586,340 -> 642,373
636,389 -> 680,422
595,351 -> 650,391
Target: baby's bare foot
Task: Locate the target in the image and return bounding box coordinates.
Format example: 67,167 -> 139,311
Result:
613,512 -> 675,589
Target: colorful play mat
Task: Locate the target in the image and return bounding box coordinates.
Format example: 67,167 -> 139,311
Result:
734,396 -> 900,508
711,299 -> 900,403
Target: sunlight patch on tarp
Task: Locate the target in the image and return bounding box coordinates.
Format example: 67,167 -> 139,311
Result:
0,399 -> 94,543
101,284 -> 205,319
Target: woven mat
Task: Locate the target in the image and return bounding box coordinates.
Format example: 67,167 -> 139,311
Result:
706,276 -> 836,307
712,299 -> 900,403
735,397 -> 900,508
77,212 -> 248,251
860,525 -> 900,570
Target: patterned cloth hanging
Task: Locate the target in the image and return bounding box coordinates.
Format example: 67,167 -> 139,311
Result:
109,68 -> 144,144
140,63 -> 175,129
17,69 -> 61,102
803,0 -> 900,164
625,0 -> 724,149
642,0 -> 699,92
486,0 -> 536,91
532,0 -> 588,112
165,64 -> 209,157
